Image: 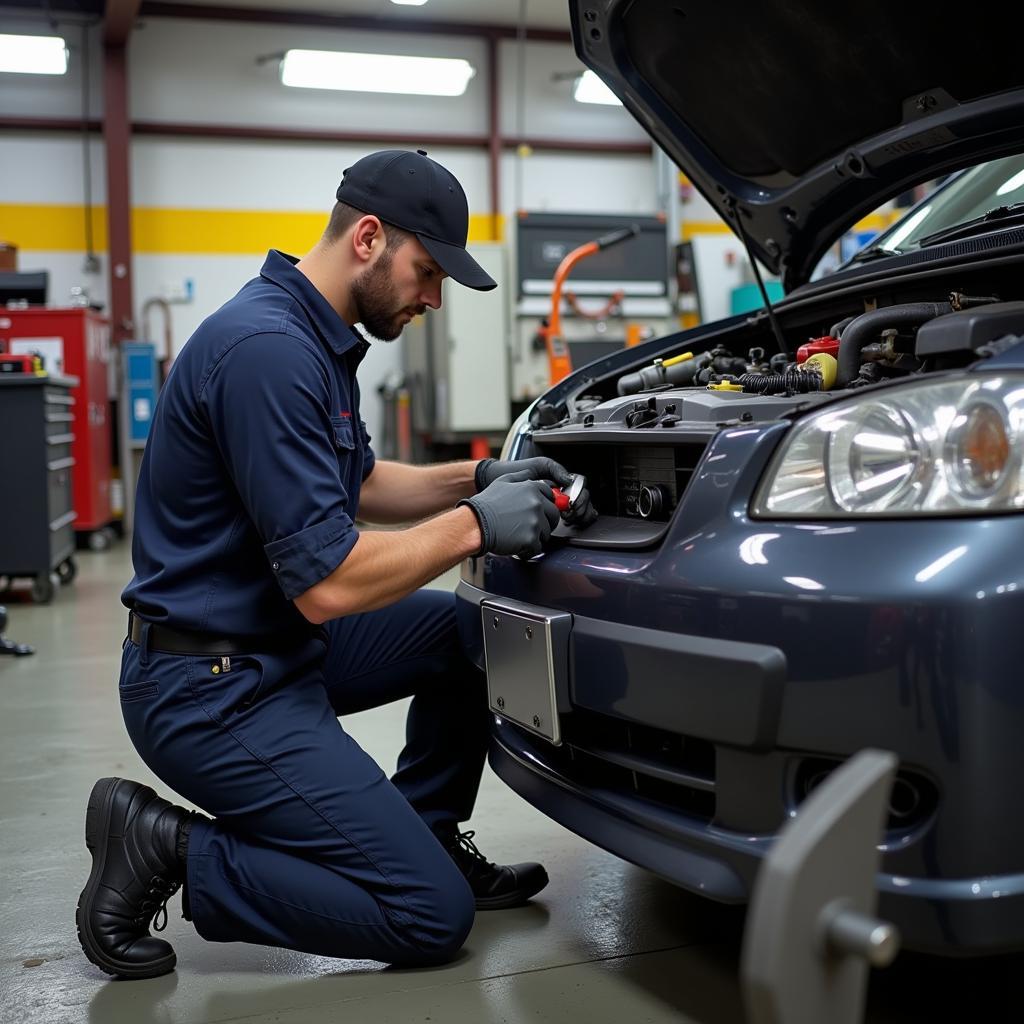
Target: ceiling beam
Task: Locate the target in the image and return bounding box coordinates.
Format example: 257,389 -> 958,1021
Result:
0,117 -> 651,155
131,121 -> 491,147
104,0 -> 142,44
130,122 -> 651,153
0,116 -> 104,132
138,2 -> 573,43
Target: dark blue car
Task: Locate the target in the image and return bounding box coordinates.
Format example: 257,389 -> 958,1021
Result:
456,1 -> 1024,956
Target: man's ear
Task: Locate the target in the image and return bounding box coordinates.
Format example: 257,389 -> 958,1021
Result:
351,215 -> 382,264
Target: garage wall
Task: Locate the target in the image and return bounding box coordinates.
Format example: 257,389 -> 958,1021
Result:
0,15 -> 659,439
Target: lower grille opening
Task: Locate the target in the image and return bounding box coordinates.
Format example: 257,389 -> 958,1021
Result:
634,772 -> 717,819
551,708 -> 718,821
792,756 -> 938,835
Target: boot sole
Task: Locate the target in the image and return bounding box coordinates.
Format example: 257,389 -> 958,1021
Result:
474,868 -> 549,911
76,777 -> 177,980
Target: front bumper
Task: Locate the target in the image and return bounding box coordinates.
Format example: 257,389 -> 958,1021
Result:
486,705 -> 1024,956
454,422 -> 1024,955
459,577 -> 1024,955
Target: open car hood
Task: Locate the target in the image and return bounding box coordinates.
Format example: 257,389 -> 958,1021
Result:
571,0 -> 1024,289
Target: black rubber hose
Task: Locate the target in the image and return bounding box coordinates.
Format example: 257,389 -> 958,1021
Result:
738,370 -> 822,395
617,352 -> 707,395
830,315 -> 856,339
835,302 -> 952,387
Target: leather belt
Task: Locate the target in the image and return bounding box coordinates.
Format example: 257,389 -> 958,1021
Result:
128,612 -> 318,656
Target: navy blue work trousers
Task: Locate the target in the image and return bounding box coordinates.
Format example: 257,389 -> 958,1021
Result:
118,589 -> 489,965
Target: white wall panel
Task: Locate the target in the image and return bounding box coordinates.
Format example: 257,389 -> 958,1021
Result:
130,137 -> 490,214
497,39 -> 647,144
1,136 -> 650,226
501,150 -> 657,214
129,19 -> 489,137
0,134 -> 105,204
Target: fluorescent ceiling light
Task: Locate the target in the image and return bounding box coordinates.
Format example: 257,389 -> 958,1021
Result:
0,34 -> 68,75
391,0 -> 429,5
573,70 -> 621,106
280,49 -> 474,96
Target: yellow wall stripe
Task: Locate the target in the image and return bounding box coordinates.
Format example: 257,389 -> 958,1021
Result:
0,204 -> 506,253
680,220 -> 732,240
470,213 -> 505,243
131,208 -> 326,256
1,204 -> 109,251
681,211 -> 902,242
2,204 -> 895,255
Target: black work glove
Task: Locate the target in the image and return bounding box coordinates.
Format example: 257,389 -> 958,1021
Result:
475,456 -> 573,492
562,483 -> 599,528
458,471 -> 561,559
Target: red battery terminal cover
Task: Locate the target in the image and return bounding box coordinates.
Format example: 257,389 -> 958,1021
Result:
796,336 -> 841,364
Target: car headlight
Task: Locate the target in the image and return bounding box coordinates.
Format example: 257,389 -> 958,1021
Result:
752,373 -> 1024,517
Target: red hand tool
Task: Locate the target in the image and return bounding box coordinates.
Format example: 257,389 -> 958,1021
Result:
551,474 -> 585,512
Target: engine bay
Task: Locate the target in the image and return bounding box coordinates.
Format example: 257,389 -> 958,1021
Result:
524,280 -> 1024,539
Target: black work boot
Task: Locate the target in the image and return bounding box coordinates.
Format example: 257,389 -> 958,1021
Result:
442,829 -> 549,910
76,777 -> 197,979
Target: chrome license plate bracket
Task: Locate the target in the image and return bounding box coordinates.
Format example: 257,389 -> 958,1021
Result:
481,598 -> 571,746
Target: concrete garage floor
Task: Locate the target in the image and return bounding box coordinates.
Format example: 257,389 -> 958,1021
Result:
0,544 -> 1020,1024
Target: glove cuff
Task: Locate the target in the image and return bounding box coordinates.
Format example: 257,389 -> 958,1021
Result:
474,458 -> 495,493
456,497 -> 490,555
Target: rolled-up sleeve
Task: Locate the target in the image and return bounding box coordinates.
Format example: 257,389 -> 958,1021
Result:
263,515 -> 357,600
201,332 -> 359,599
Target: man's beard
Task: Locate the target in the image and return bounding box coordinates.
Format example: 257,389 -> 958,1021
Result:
351,249 -> 419,342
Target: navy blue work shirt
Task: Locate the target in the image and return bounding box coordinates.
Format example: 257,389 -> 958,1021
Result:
123,250 -> 375,636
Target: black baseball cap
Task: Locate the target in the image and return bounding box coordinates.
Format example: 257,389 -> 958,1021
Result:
336,149 -> 496,291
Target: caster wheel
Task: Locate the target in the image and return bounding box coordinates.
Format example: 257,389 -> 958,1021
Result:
31,574 -> 55,604
57,558 -> 78,585
88,531 -> 110,552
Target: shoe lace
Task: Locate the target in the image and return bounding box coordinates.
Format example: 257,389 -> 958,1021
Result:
451,830 -> 495,872
134,876 -> 181,933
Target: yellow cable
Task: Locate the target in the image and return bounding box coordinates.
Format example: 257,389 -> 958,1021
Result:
663,351 -> 694,368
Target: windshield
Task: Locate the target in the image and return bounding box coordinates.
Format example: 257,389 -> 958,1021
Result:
850,154 -> 1024,259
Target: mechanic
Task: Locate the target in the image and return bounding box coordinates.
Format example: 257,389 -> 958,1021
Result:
76,149 -> 596,980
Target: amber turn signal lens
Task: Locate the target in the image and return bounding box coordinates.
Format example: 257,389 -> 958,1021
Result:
949,403 -> 1010,497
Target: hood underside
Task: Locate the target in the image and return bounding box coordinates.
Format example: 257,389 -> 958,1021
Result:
571,0 -> 1024,289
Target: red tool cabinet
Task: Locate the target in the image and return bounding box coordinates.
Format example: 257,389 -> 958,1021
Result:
0,307 -> 114,544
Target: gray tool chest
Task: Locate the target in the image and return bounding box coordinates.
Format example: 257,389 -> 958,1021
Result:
0,374 -> 80,602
